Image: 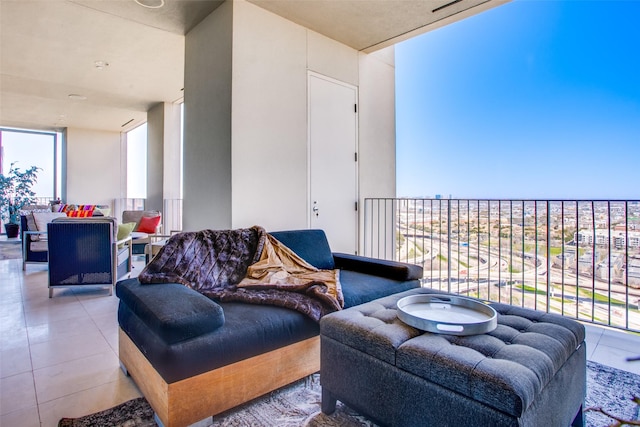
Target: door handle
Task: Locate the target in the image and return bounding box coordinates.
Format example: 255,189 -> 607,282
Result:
312,201 -> 319,217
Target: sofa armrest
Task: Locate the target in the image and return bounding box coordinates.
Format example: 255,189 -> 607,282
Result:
333,253 -> 423,281
116,235 -> 132,249
116,278 -> 224,345
24,230 -> 47,241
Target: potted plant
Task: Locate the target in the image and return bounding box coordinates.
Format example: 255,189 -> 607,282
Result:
0,163 -> 40,238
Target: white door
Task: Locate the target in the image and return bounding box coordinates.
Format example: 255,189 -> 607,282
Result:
308,73 -> 358,254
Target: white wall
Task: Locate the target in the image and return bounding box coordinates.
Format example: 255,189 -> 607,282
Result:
162,102 -> 182,202
358,48 -> 396,252
307,31 -> 359,87
183,1 -> 233,231
358,48 -> 396,199
65,127 -> 123,208
183,0 -> 396,240
231,0 -> 386,233
147,101 -> 182,213
231,0 -> 308,231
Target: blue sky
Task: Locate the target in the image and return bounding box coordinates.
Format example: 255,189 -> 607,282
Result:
395,0 -> 640,199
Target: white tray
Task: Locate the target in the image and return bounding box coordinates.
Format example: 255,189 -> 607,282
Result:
397,294 -> 497,336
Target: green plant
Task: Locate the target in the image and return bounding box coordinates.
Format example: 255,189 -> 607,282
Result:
0,162 -> 40,224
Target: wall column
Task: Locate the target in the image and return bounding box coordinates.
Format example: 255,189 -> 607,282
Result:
146,103 -> 164,212
183,1 -> 233,231
147,101 -> 182,229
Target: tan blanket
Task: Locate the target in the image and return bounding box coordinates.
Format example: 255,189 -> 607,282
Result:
237,234 -> 343,312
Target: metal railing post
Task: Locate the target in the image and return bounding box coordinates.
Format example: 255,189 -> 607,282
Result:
447,199 -> 452,292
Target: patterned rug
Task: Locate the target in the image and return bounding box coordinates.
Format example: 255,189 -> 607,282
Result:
58,361 -> 640,427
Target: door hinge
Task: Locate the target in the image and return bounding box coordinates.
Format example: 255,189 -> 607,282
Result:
355,201 -> 358,211
354,152 -> 358,162
354,104 -> 357,113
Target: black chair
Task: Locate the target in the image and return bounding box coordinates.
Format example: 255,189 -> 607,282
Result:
21,214 -> 48,270
47,217 -> 132,298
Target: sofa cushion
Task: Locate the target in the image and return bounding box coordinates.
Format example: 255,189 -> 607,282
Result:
116,278 -> 225,345
30,241 -> 49,252
340,270 -> 420,308
117,279 -> 319,383
269,229 -> 335,270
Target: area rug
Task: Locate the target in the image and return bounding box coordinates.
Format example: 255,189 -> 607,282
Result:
58,361 -> 640,427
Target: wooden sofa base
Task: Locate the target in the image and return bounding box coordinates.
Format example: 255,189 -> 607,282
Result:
119,329 -> 320,427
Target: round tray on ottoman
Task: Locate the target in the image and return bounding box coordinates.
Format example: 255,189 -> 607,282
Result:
396,294 -> 497,336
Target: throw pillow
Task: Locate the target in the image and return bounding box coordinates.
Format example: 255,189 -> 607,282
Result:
32,212 -> 67,232
31,212 -> 67,241
93,206 -> 111,217
67,209 -> 94,217
25,213 -> 39,241
57,204 -> 77,213
117,222 -> 137,249
137,215 -> 161,234
26,213 -> 38,232
118,222 -> 137,241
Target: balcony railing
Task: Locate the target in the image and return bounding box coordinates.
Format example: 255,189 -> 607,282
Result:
364,198 -> 640,333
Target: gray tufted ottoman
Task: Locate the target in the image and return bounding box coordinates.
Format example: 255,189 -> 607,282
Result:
320,288 -> 586,427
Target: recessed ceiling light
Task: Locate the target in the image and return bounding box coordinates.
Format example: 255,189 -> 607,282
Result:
68,94 -> 87,101
134,0 -> 164,8
94,60 -> 109,70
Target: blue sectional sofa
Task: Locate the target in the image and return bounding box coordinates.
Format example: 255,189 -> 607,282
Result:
116,229 -> 423,427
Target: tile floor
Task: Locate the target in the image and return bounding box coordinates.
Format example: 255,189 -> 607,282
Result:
1,257 -> 639,427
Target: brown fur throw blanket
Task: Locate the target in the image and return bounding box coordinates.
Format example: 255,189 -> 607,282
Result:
138,226 -> 343,321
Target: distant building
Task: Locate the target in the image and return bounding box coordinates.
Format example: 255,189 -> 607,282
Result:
575,230 -> 640,249
629,256 -> 640,287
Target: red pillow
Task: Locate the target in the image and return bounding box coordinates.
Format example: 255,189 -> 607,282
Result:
137,215 -> 161,233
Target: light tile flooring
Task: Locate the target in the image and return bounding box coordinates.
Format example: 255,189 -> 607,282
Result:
1,257 -> 639,427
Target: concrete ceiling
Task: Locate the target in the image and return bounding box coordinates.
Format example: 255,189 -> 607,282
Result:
0,0 -> 506,134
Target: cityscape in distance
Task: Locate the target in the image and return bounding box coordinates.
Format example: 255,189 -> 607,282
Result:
365,198 -> 640,332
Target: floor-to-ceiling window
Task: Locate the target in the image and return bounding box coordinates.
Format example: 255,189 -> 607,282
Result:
126,123 -> 147,210
0,128 -> 60,201
0,127 -> 60,233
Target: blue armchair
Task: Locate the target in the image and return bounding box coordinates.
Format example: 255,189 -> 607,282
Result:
47,217 -> 132,298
